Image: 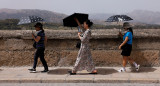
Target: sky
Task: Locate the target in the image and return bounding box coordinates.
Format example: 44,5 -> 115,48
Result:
0,0 -> 160,15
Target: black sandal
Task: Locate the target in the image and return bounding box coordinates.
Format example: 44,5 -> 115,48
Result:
89,72 -> 98,74
68,71 -> 76,75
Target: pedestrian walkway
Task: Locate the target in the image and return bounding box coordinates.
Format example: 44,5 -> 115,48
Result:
0,67 -> 160,83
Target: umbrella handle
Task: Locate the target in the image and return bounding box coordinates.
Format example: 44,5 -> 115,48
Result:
119,28 -> 121,32
77,26 -> 81,32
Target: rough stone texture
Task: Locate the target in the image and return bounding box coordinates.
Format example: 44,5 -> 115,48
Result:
131,50 -> 160,67
0,29 -> 159,67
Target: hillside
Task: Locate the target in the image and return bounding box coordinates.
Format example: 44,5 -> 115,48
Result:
1,9 -> 160,25
90,10 -> 160,25
0,8 -> 67,23
127,10 -> 160,24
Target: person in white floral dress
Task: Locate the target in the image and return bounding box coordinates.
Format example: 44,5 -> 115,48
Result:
68,18 -> 97,75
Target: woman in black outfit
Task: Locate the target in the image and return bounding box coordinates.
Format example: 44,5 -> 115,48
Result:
28,22 -> 49,73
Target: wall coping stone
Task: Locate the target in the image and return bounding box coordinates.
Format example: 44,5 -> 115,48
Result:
0,29 -> 159,39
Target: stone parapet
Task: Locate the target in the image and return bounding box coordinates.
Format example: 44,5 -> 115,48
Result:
0,29 -> 159,67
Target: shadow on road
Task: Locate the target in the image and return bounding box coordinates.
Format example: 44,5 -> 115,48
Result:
48,68 -> 118,75
96,68 -> 118,75
48,69 -> 71,75
47,67 -> 156,75
130,67 -> 157,73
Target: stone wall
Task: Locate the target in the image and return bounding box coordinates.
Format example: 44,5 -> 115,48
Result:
0,29 -> 160,67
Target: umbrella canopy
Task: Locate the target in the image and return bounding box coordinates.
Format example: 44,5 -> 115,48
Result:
63,13 -> 88,27
18,16 -> 44,25
106,15 -> 133,22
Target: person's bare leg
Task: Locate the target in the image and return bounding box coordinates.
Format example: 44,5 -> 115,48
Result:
123,56 -> 128,67
118,56 -> 128,72
127,57 -> 138,67
127,57 -> 134,64
127,57 -> 140,71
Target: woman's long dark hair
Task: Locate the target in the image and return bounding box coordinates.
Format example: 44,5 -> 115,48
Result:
128,27 -> 133,35
40,26 -> 44,33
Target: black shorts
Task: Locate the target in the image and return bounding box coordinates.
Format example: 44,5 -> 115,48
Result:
121,44 -> 132,56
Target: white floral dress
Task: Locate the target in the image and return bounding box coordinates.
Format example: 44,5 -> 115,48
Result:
73,29 -> 95,72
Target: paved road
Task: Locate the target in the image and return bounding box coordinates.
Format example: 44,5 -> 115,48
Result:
0,83 -> 160,86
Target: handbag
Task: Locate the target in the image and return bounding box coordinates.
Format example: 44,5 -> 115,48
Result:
76,40 -> 81,48
33,41 -> 37,49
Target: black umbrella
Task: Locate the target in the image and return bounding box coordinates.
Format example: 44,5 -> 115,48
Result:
63,13 -> 88,27
106,15 -> 133,22
18,16 -> 44,25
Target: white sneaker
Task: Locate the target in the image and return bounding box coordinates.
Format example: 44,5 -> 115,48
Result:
30,69 -> 37,73
136,65 -> 140,72
118,68 -> 126,72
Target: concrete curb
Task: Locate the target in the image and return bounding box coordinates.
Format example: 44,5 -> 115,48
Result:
0,77 -> 159,83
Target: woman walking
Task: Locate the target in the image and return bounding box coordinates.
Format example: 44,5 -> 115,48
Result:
118,22 -> 140,72
68,18 -> 97,75
28,22 -> 49,73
